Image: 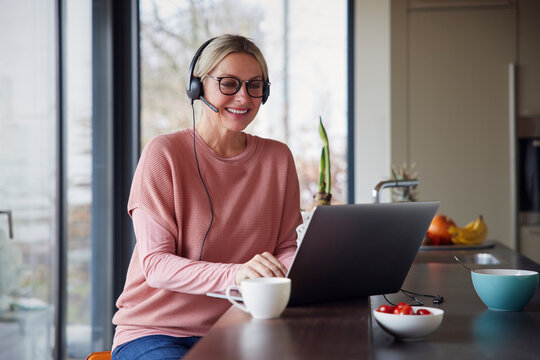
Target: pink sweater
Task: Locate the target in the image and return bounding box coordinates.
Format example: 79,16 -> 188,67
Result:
112,128 -> 302,350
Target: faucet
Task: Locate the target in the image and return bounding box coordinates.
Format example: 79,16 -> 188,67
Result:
372,179 -> 419,203
0,210 -> 13,239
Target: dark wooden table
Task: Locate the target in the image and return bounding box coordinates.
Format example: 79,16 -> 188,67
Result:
184,243 -> 540,359
184,298 -> 371,360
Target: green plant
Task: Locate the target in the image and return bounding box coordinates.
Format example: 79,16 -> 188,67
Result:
313,116 -> 332,206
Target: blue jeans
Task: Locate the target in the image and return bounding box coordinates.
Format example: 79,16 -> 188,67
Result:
112,334 -> 201,360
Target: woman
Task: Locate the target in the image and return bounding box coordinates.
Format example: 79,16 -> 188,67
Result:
111,34 -> 302,359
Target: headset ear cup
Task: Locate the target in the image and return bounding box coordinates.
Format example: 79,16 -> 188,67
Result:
188,77 -> 203,101
186,37 -> 216,102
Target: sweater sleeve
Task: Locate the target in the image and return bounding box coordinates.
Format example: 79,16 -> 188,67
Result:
127,137 -> 179,236
132,208 -> 241,294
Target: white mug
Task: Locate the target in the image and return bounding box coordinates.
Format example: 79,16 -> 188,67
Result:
226,277 -> 291,319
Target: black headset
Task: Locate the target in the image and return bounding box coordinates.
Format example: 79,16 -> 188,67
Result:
185,37 -> 270,107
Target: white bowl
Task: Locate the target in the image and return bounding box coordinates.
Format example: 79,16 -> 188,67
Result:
372,306 -> 444,340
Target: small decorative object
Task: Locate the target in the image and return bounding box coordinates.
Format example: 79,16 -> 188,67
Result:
313,116 -> 332,207
391,163 -> 418,202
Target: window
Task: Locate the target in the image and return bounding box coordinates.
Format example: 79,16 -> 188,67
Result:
0,1 -> 58,359
140,0 -> 349,208
1,1 -> 129,359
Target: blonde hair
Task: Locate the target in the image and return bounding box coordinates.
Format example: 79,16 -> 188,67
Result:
193,34 -> 269,81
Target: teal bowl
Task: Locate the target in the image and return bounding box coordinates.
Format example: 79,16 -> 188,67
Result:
471,269 -> 538,311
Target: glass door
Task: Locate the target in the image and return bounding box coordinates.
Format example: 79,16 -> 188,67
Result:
0,1 -> 58,359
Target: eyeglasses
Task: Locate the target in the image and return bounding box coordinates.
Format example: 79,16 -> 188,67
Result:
205,75 -> 270,98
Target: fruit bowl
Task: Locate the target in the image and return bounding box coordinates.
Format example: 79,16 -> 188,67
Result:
372,306 -> 444,340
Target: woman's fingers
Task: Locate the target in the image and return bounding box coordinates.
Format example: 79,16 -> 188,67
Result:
259,252 -> 287,277
235,265 -> 260,284
236,266 -> 260,283
235,252 -> 288,284
250,253 -> 286,277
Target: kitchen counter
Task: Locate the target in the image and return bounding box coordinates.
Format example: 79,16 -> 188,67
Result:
184,243 -> 540,359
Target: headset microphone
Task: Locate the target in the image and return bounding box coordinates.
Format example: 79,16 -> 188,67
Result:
200,95 -> 218,113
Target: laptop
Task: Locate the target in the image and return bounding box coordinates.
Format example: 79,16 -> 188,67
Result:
207,201 -> 439,306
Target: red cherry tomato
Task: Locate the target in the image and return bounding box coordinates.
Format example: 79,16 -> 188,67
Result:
416,309 -> 432,315
401,307 -> 414,315
396,302 -> 409,309
393,303 -> 413,315
376,305 -> 397,313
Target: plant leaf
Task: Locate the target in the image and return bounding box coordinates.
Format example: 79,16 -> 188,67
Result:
319,116 -> 331,194
318,116 -> 329,147
318,147 -> 326,192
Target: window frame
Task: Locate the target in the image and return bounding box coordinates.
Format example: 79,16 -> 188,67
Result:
90,0 -> 141,352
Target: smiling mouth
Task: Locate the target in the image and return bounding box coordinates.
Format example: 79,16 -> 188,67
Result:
226,108 -> 248,115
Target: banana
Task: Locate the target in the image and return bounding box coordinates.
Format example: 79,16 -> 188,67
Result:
462,218 -> 478,231
449,216 -> 488,246
455,216 -> 487,245
455,223 -> 487,245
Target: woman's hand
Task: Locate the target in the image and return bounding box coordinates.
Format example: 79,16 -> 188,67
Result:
235,252 -> 288,285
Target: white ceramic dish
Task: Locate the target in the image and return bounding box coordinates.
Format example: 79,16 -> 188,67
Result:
372,306 -> 444,340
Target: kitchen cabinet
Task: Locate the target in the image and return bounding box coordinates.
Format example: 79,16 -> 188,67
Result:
520,225 -> 540,264
518,0 -> 540,116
